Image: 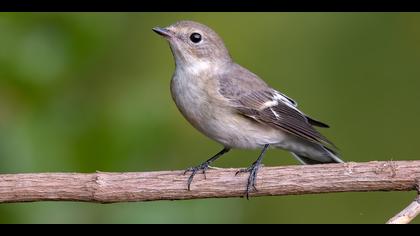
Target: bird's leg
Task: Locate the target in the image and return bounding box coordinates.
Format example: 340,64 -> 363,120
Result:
236,144 -> 270,199
184,147 -> 230,190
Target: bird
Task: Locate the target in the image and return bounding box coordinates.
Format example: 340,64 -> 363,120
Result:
152,20 -> 344,198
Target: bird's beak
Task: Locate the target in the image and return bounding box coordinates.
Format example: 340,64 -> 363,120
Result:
152,27 -> 173,39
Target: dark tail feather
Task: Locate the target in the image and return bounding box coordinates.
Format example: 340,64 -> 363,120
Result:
306,116 -> 330,128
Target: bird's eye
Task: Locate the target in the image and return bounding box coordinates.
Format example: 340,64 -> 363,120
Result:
189,33 -> 202,43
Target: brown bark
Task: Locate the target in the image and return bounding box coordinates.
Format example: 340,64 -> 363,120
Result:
0,161 -> 419,204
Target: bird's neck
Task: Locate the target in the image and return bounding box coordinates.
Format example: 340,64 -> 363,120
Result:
175,58 -> 232,77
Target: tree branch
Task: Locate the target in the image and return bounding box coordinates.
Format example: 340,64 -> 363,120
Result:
387,180 -> 420,224
0,161 -> 419,205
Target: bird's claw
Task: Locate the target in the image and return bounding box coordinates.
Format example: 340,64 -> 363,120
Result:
183,162 -> 210,190
235,163 -> 262,199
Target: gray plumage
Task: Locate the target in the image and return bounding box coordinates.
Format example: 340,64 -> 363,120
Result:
153,20 -> 343,194
217,63 -> 342,164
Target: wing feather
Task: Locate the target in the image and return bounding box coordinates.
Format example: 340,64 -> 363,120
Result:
217,64 -> 336,149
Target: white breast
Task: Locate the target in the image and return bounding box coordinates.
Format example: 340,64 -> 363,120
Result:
171,65 -> 212,135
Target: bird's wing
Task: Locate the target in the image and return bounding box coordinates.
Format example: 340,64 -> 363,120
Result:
217,66 -> 335,148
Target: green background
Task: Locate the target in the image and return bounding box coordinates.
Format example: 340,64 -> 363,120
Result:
0,13 -> 419,224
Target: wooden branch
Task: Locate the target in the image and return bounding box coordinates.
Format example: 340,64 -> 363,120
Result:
387,181 -> 420,224
0,161 -> 419,206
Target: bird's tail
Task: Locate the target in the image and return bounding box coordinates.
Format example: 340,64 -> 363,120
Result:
291,146 -> 344,165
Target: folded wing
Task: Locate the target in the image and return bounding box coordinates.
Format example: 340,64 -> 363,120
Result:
235,90 -> 335,148
217,67 -> 336,150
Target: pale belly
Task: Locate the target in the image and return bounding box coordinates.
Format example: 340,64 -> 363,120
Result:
199,111 -> 287,149
170,76 -> 285,149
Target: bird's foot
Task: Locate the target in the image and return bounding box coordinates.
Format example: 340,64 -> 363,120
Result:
235,163 -> 263,199
183,162 -> 211,190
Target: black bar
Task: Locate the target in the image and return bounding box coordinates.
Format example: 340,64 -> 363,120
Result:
0,0 -> 418,12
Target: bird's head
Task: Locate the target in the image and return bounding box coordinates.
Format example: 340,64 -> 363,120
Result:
153,21 -> 232,70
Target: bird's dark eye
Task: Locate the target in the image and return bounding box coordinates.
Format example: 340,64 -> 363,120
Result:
189,33 -> 202,43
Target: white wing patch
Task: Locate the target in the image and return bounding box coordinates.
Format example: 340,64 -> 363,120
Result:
270,107 -> 280,119
257,91 -> 300,120
260,100 -> 279,109
260,91 -> 298,110
273,91 -> 298,108
259,91 -> 297,111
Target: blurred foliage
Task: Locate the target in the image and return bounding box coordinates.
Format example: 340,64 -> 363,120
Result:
0,13 -> 420,223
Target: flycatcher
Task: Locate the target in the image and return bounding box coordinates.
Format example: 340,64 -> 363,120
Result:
153,20 -> 344,198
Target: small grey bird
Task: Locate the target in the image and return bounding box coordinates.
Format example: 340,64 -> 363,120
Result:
153,20 -> 344,198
